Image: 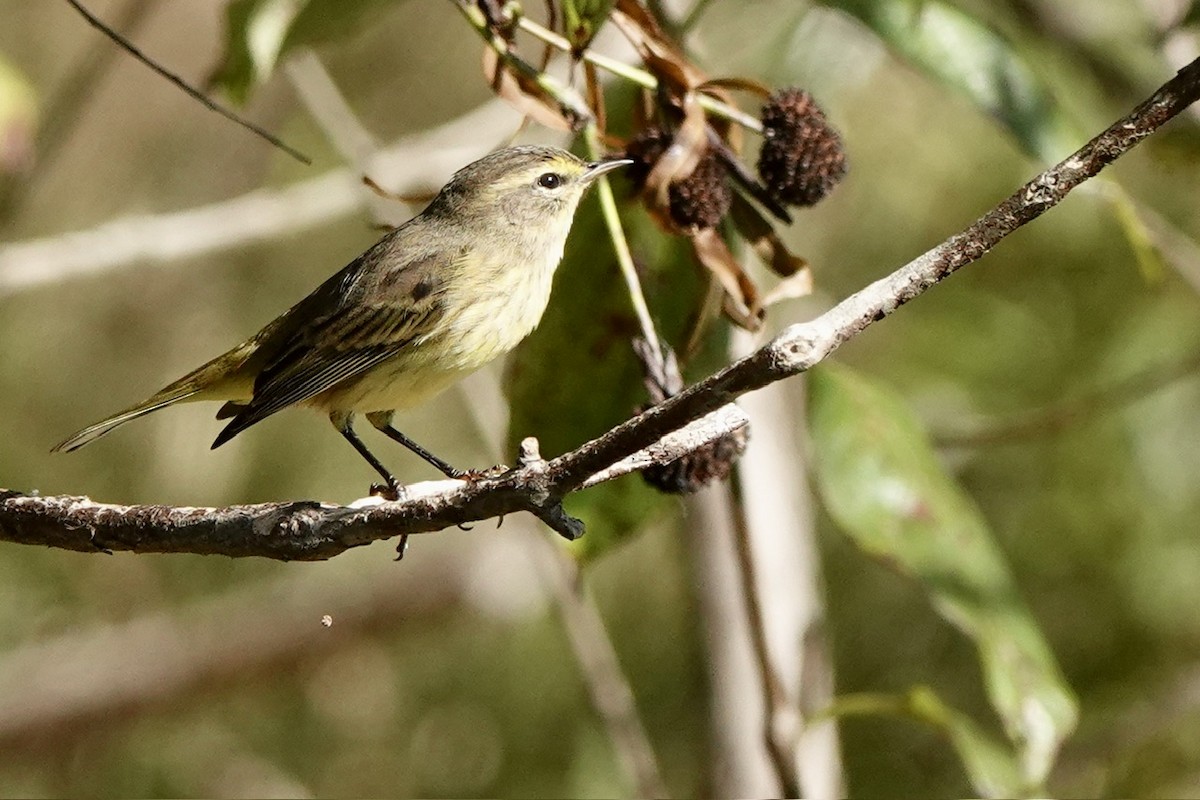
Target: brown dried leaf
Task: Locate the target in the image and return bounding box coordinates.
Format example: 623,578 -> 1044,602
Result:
698,76 -> 773,100
482,48 -> 573,131
643,93 -> 707,209
611,2 -> 706,93
691,227 -> 763,331
730,194 -> 808,277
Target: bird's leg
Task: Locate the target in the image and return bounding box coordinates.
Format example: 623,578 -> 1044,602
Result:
332,412 -> 403,500
366,411 -> 468,480
333,413 -> 412,558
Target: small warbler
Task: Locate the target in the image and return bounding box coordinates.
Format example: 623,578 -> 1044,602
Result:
55,145 -> 632,495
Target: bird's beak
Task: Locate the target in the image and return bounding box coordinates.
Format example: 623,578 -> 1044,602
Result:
581,158 -> 634,182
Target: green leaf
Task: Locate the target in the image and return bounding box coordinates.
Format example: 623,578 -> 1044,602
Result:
824,687 -> 1025,798
209,0 -> 394,104
808,363 -> 1078,788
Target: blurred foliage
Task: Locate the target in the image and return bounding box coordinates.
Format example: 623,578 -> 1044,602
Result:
209,0 -> 395,103
0,55 -> 36,177
809,362 -> 1076,792
2,0 -> 1200,797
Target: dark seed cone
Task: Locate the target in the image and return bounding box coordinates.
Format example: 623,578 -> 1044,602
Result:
625,127 -> 733,231
640,425 -> 749,495
631,338 -> 748,495
758,88 -> 847,207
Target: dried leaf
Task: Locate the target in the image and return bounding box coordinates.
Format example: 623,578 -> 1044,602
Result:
611,2 -> 706,93
730,195 -> 807,277
643,93 -> 708,209
482,48 -> 573,131
698,76 -> 773,100
691,227 -> 763,331
761,267 -> 813,307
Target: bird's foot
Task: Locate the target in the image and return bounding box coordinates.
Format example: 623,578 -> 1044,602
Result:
370,480 -> 407,502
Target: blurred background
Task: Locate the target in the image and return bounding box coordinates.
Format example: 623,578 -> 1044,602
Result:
2,0 -> 1200,796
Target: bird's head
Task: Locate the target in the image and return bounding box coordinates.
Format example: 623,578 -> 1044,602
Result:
433,145 -> 631,232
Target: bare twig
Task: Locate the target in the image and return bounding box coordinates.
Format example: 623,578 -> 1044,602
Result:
1,407 -> 745,558
4,57 -> 1199,558
63,0 -> 311,164
730,482 -> 802,797
527,533 -> 671,798
0,100 -> 520,296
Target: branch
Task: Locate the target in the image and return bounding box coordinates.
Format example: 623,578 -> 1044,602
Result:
1,408 -> 747,559
4,57 -> 1199,560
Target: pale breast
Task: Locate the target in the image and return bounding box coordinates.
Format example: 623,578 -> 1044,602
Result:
314,231 -> 566,415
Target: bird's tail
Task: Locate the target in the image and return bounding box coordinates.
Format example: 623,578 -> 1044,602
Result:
51,385 -> 203,453
52,341 -> 260,453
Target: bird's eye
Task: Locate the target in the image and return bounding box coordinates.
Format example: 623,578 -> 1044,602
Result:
537,172 -> 563,189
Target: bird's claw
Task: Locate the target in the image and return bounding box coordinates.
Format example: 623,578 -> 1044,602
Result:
449,464 -> 510,481
370,481 -> 406,502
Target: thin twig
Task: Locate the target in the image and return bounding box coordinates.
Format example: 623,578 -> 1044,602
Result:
4,57 -> 1200,558
730,492 -> 802,797
63,0 -> 311,164
514,13 -> 763,131
451,0 -> 593,127
730,327 -> 844,800
583,123 -> 667,367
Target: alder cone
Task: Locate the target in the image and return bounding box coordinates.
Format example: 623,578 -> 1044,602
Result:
758,88 -> 847,207
625,127 -> 732,231
640,425 -> 748,494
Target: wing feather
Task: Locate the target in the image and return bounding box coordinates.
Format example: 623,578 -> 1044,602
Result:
211,244 -> 451,448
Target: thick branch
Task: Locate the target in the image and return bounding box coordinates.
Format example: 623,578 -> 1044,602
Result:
4,57 -> 1199,561
0,408 -> 747,560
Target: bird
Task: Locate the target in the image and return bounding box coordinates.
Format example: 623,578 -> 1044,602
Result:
54,145 -> 632,498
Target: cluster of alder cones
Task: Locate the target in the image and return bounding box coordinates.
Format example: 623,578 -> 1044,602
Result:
634,87 -> 847,495
625,87 -> 847,234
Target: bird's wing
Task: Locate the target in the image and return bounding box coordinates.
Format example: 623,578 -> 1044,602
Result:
212,245 -> 452,447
